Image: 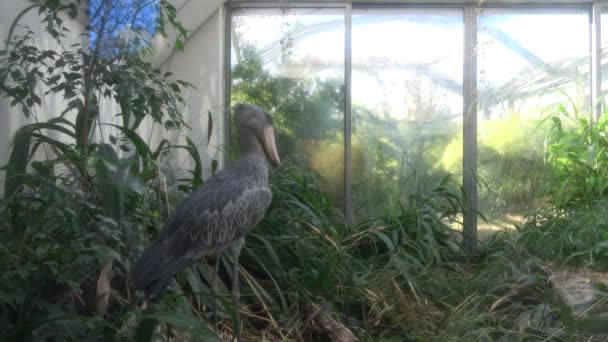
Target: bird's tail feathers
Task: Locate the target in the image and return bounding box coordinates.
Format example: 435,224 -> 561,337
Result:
132,241 -> 179,298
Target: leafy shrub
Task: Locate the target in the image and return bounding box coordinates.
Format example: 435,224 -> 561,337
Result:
0,1 -> 220,340
544,105 -> 608,208
0,164 -> 123,339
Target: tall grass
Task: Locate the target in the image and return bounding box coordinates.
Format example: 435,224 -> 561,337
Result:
2,152 -> 607,340
220,160 -> 467,340
503,201 -> 608,270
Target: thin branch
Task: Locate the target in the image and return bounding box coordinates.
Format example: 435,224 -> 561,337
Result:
5,4 -> 41,49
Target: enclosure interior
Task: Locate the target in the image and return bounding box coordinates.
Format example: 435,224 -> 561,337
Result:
1,1 -> 607,253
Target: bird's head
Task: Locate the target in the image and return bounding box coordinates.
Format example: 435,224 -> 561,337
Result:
233,103 -> 281,167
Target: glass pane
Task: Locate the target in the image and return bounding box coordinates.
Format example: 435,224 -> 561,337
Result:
477,8 -> 590,234
352,8 -> 464,218
601,7 -> 608,107
231,8 -> 345,203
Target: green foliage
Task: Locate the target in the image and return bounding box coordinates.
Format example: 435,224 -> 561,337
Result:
231,45 -> 345,202
453,106 -> 608,339
0,160 -> 124,339
0,129 -> 214,339
3,2 -> 608,340
1,6 -> 475,340
234,161 -> 466,340
232,45 -> 344,148
0,0 -> 191,193
135,311 -> 221,342
351,97 -> 463,216
430,250 -> 582,341
238,161 -> 606,341
477,116 -> 549,219
504,200 -> 608,269
0,1 -> 212,340
494,101 -> 608,268
232,44 -> 467,218
544,107 -> 608,208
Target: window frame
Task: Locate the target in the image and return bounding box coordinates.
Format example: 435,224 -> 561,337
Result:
224,1 -> 605,256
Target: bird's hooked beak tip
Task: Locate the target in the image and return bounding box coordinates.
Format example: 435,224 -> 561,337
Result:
262,125 -> 281,168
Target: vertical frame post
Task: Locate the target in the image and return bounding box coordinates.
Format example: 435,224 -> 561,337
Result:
344,3 -> 353,226
463,5 -> 478,257
223,3 -> 233,168
592,2 -> 602,121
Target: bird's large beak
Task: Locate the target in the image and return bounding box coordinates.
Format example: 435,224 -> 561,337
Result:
262,125 -> 281,167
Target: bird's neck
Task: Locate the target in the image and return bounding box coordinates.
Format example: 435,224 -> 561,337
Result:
236,131 -> 270,182
238,130 -> 267,163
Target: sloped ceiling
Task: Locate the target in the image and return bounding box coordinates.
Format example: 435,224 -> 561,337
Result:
149,0 -> 224,67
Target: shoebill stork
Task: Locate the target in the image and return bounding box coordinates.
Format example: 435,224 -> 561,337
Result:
132,103 -> 280,341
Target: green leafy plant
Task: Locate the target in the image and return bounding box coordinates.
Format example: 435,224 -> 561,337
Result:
0,1 -> 219,340
543,105 -> 608,208
1,0 -> 190,196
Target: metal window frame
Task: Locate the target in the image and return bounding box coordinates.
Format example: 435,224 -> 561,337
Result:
226,1 -> 353,225
223,3 -> 232,168
592,2 -> 602,121
228,2 -> 351,8
224,1 -> 605,253
464,5 -> 477,256
345,4 -> 353,226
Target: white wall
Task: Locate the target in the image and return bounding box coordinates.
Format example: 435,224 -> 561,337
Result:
146,0 -> 226,179
156,7 -> 225,179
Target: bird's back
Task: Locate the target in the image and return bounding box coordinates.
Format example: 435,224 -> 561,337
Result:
132,157 -> 271,298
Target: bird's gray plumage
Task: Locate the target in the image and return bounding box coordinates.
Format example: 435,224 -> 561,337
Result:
132,103 -> 279,301
132,158 -> 271,296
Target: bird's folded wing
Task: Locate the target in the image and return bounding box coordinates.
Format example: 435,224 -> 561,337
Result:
158,179 -> 271,271
133,165 -> 271,290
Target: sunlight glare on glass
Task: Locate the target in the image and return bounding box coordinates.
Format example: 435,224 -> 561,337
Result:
352,9 -> 464,121
479,10 -> 589,87
232,8 -> 344,79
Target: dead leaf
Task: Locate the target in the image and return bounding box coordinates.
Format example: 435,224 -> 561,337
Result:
96,259 -> 113,315
306,304 -> 358,342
